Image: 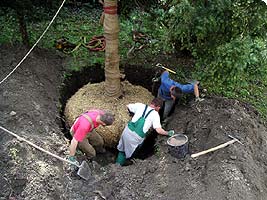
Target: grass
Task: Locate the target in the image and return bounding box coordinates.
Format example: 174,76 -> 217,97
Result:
1,6 -> 267,119
0,7 -> 136,71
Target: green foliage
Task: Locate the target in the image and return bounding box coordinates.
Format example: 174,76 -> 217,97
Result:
196,36 -> 267,92
154,144 -> 161,157
9,147 -> 19,160
1,1 -> 267,117
159,0 -> 267,118
1,5 -> 140,70
0,9 -> 20,43
118,0 -> 158,16
142,8 -> 171,54
165,0 -> 267,54
30,7 -> 104,70
119,15 -> 135,62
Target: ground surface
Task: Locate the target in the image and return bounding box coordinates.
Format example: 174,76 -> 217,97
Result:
1,44 -> 267,200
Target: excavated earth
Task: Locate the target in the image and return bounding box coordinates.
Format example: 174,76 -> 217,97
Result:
1,44 -> 267,200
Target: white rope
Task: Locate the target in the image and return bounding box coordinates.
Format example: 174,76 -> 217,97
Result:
0,125 -> 78,166
0,0 -> 67,86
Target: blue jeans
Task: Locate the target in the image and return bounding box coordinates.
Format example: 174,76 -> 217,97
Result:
162,98 -> 175,119
157,91 -> 175,120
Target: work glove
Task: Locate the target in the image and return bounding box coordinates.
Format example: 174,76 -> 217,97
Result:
68,156 -> 80,171
167,130 -> 175,137
188,80 -> 199,85
195,96 -> 204,102
152,77 -> 160,82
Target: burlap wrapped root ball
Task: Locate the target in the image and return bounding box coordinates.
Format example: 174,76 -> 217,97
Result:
64,81 -> 154,148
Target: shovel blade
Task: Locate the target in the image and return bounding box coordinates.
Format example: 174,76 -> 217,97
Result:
77,161 -> 92,180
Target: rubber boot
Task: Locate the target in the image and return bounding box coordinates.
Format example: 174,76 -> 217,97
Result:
116,151 -> 126,166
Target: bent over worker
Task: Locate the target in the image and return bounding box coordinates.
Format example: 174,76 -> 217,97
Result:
116,97 -> 175,166
68,109 -> 115,164
158,70 -> 204,120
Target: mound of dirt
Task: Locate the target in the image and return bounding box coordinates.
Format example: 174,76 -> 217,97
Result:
158,97 -> 267,200
1,44 -> 267,200
64,81 -> 153,147
0,44 -> 70,199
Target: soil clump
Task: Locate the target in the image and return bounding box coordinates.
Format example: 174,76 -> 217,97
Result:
1,44 -> 267,200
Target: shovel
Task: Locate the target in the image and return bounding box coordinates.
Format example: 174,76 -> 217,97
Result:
191,135 -> 243,158
0,125 -> 91,180
156,63 -> 177,74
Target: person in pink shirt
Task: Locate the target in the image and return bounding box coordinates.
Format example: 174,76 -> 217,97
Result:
68,109 -> 115,163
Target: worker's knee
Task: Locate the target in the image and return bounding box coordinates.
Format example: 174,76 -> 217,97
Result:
85,148 -> 96,159
88,131 -> 104,147
78,142 -> 96,159
93,136 -> 104,147
91,137 -> 106,153
83,147 -> 96,159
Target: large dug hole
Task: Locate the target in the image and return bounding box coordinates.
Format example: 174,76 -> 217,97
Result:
2,45 -> 267,199
60,65 -> 159,165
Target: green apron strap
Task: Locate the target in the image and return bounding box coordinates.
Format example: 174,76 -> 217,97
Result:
127,105 -> 154,138
144,109 -> 154,119
142,105 -> 148,117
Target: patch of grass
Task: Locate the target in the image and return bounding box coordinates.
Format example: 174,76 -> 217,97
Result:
0,10 -> 21,44
2,6 -> 267,119
28,7 -> 105,70
9,147 -> 19,160
0,7 -> 158,71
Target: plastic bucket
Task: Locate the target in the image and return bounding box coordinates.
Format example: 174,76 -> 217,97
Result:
167,134 -> 189,159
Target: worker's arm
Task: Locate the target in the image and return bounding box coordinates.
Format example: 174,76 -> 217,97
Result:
153,113 -> 174,136
155,127 -> 168,136
193,82 -> 200,97
155,127 -> 174,136
69,137 -> 78,156
68,137 -> 80,167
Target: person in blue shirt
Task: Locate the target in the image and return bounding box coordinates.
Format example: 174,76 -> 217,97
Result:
158,70 -> 204,120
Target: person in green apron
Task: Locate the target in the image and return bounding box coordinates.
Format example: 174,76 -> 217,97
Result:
116,97 -> 175,166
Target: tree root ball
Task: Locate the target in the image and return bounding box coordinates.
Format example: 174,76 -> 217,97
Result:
64,81 -> 154,148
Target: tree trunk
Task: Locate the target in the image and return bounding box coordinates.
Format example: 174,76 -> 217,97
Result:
103,0 -> 122,97
16,10 -> 30,47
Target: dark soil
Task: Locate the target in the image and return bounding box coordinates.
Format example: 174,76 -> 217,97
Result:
1,44 -> 267,200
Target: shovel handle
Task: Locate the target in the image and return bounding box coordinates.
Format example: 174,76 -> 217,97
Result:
0,126 -> 80,167
161,66 -> 176,74
191,139 -> 237,158
156,63 -> 176,74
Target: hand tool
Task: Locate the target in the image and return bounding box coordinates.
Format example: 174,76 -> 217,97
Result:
156,63 -> 177,74
228,134 -> 243,145
0,125 -> 91,180
191,134 -> 243,158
